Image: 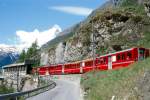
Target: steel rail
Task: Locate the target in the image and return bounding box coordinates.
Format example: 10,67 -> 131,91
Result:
0,81 -> 56,99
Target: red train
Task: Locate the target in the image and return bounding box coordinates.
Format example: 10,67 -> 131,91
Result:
33,47 -> 150,75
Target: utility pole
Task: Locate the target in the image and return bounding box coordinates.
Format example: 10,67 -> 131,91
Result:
37,68 -> 40,86
92,21 -> 96,70
17,67 -> 19,92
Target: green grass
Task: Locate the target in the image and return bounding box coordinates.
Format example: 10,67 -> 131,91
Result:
81,57 -> 150,100
0,85 -> 14,94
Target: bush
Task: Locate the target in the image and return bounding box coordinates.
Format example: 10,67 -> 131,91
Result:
131,15 -> 142,23
0,85 -> 14,94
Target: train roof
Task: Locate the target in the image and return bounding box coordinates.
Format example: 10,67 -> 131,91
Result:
82,47 -> 137,61
82,58 -> 93,62
96,48 -> 134,58
64,61 -> 82,64
97,47 -> 147,58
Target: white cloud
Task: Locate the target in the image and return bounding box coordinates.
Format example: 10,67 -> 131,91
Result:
0,25 -> 62,52
15,24 -> 62,51
50,6 -> 93,16
0,44 -> 12,48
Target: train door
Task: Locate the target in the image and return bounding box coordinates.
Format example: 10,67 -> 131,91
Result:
138,48 -> 145,61
80,62 -> 83,73
145,49 -> 150,58
62,64 -> 64,74
108,56 -> 112,70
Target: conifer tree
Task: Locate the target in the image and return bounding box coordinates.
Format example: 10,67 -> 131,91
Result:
18,40 -> 40,66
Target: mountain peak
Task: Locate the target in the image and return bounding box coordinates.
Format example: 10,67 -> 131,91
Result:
0,46 -> 19,67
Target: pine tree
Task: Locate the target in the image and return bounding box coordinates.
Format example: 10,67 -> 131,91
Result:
18,40 -> 40,66
26,40 -> 39,59
18,49 -> 26,62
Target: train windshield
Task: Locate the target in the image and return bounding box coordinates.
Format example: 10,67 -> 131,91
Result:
139,48 -> 145,61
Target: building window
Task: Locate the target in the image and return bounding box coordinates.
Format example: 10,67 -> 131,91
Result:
21,66 -> 23,71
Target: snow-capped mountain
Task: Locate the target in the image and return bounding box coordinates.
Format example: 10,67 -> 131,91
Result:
0,46 -> 19,67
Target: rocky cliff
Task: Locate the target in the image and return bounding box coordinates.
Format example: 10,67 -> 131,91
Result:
40,0 -> 150,65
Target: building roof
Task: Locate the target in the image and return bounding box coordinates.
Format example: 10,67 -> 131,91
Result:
2,60 -> 35,69
2,63 -> 25,69
0,76 -> 4,80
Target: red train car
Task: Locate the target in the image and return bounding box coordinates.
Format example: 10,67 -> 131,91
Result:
32,65 -> 50,76
64,61 -> 81,74
95,47 -> 149,70
49,64 -> 62,75
33,47 -> 150,75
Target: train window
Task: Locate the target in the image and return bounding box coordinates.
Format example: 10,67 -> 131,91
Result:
96,59 -> 99,64
122,53 -> 125,60
96,59 -> 100,64
100,58 -> 105,64
90,61 -> 93,66
85,61 -> 93,66
103,58 -> 106,64
99,58 -> 103,64
139,49 -> 145,60
127,52 -> 132,59
117,54 -> 121,61
98,59 -> 101,64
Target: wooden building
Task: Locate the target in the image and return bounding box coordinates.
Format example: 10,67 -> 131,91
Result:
2,60 -> 33,79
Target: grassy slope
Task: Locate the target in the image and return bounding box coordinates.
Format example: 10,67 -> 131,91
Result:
81,58 -> 150,100
0,85 -> 14,94
81,1 -> 150,99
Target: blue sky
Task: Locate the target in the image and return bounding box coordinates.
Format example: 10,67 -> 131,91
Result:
0,0 -> 107,49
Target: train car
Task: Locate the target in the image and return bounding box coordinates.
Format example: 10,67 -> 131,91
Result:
96,47 -> 150,70
33,47 -> 150,75
95,56 -> 108,70
49,64 -> 63,75
82,59 -> 93,73
64,61 -> 81,74
33,65 -> 50,76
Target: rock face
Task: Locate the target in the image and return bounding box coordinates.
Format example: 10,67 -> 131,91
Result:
41,41 -> 83,64
55,43 -> 65,64
40,0 -> 150,65
144,1 -> 150,17
40,52 -> 49,65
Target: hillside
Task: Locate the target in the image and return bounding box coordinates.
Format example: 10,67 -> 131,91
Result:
40,0 -> 113,51
38,0 -> 150,99
40,0 -> 150,65
81,57 -> 150,100
80,0 -> 150,100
